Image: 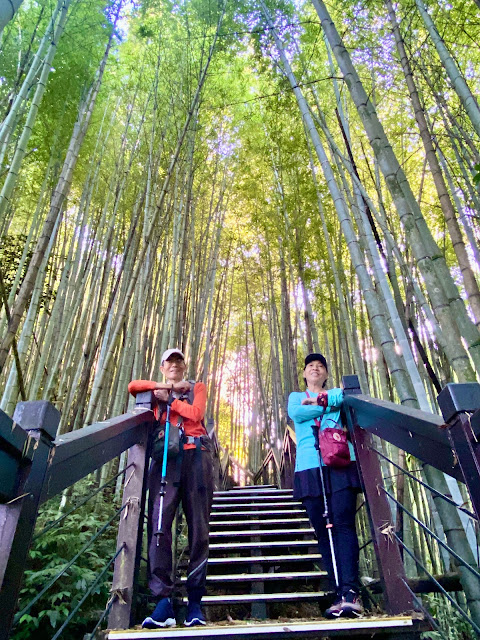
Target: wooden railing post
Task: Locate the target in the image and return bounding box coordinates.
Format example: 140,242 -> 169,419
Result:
342,375 -> 413,615
0,401 -> 60,640
108,391 -> 153,629
437,383 -> 480,521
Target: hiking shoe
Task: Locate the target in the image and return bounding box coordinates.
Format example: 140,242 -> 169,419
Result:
340,590 -> 363,618
184,601 -> 206,626
142,597 -> 176,628
324,597 -> 343,619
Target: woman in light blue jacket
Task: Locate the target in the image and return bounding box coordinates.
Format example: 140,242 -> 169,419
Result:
287,353 -> 363,619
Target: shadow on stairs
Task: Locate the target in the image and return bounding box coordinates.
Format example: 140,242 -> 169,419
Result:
108,485 -> 428,640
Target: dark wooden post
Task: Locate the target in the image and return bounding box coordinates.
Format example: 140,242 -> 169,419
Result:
342,375 -> 413,615
0,409 -> 31,587
437,383 -> 480,521
0,401 -> 60,640
108,391 -> 153,629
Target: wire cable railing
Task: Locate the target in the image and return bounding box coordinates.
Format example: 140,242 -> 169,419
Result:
13,502 -> 127,626
372,446 -> 477,521
50,544 -> 125,640
371,442 -> 480,638
381,480 -> 480,583
401,579 -> 449,640
394,532 -> 480,635
86,596 -> 116,640
32,464 -> 134,541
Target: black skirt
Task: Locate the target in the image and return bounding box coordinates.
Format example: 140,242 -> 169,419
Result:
293,463 -> 362,500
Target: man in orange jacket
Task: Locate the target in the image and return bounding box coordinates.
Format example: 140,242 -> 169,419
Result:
128,349 -> 213,629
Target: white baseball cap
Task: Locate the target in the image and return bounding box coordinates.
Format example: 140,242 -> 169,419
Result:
161,348 -> 185,364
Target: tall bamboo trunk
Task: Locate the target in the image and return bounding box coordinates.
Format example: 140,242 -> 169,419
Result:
386,0 -> 480,325
0,12 -> 117,373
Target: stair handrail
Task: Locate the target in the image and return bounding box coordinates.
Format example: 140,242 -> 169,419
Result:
341,375 -> 480,628
0,395 -> 155,639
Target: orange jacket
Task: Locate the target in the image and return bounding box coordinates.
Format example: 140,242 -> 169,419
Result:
128,380 -> 207,449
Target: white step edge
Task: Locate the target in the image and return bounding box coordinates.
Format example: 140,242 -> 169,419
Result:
184,592 -> 328,604
211,519 -> 309,527
210,529 -> 315,538
207,554 -> 322,565
209,540 -> 315,550
211,503 -> 302,510
211,510 -> 306,518
230,485 -> 277,490
213,496 -> 297,503
213,491 -> 293,498
180,571 -> 327,582
108,617 -> 415,639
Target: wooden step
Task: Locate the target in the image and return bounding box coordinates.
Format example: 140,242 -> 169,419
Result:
210,510 -> 306,519
207,554 -> 322,566
231,485 -> 276,490
212,496 -> 295,503
209,528 -> 315,538
211,518 -> 310,528
108,616 -> 424,640
180,571 -> 327,583
209,540 -> 316,552
183,591 -> 328,605
211,502 -> 302,510
214,489 -> 292,497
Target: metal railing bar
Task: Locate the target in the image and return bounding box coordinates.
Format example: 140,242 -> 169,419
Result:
33,464 -> 134,541
381,487 -> 480,582
14,504 -> 127,624
401,578 -> 449,640
393,532 -> 480,636
356,500 -> 366,513
86,596 -> 116,640
372,446 -> 478,521
50,544 -> 125,640
359,538 -> 372,552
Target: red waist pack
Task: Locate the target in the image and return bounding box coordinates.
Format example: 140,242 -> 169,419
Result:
318,426 -> 351,468
305,390 -> 351,468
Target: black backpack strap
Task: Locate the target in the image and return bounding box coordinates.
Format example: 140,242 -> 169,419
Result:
183,381 -> 207,432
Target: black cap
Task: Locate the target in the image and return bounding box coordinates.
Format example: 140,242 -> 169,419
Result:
304,353 -> 328,371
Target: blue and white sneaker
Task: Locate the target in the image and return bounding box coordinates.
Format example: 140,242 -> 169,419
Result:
184,601 -> 206,627
142,597 -> 176,628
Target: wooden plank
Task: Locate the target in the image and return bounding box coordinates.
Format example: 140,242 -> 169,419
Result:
108,616 -> 419,640
231,485 -> 276,490
207,554 -> 322,565
183,591 -> 328,604
108,423 -> 151,629
212,495 -> 295,503
211,510 -> 306,518
342,376 -> 413,615
209,528 -> 315,538
0,409 -> 31,503
211,518 -> 309,527
343,391 -> 460,480
211,502 -> 302,510
0,401 -> 60,640
209,540 -> 316,551
180,571 -> 327,582
40,408 -> 154,503
213,489 -> 293,497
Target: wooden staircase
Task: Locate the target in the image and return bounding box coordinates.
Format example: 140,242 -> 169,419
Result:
108,485 -> 426,639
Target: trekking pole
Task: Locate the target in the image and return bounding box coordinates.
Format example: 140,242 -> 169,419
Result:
316,444 -> 340,589
155,398 -> 172,545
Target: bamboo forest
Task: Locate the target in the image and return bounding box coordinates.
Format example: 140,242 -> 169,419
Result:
3,0 -> 480,638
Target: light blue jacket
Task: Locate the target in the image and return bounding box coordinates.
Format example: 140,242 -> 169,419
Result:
287,388 -> 355,471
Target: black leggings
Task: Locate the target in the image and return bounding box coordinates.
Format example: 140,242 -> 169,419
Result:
303,487 -> 360,596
